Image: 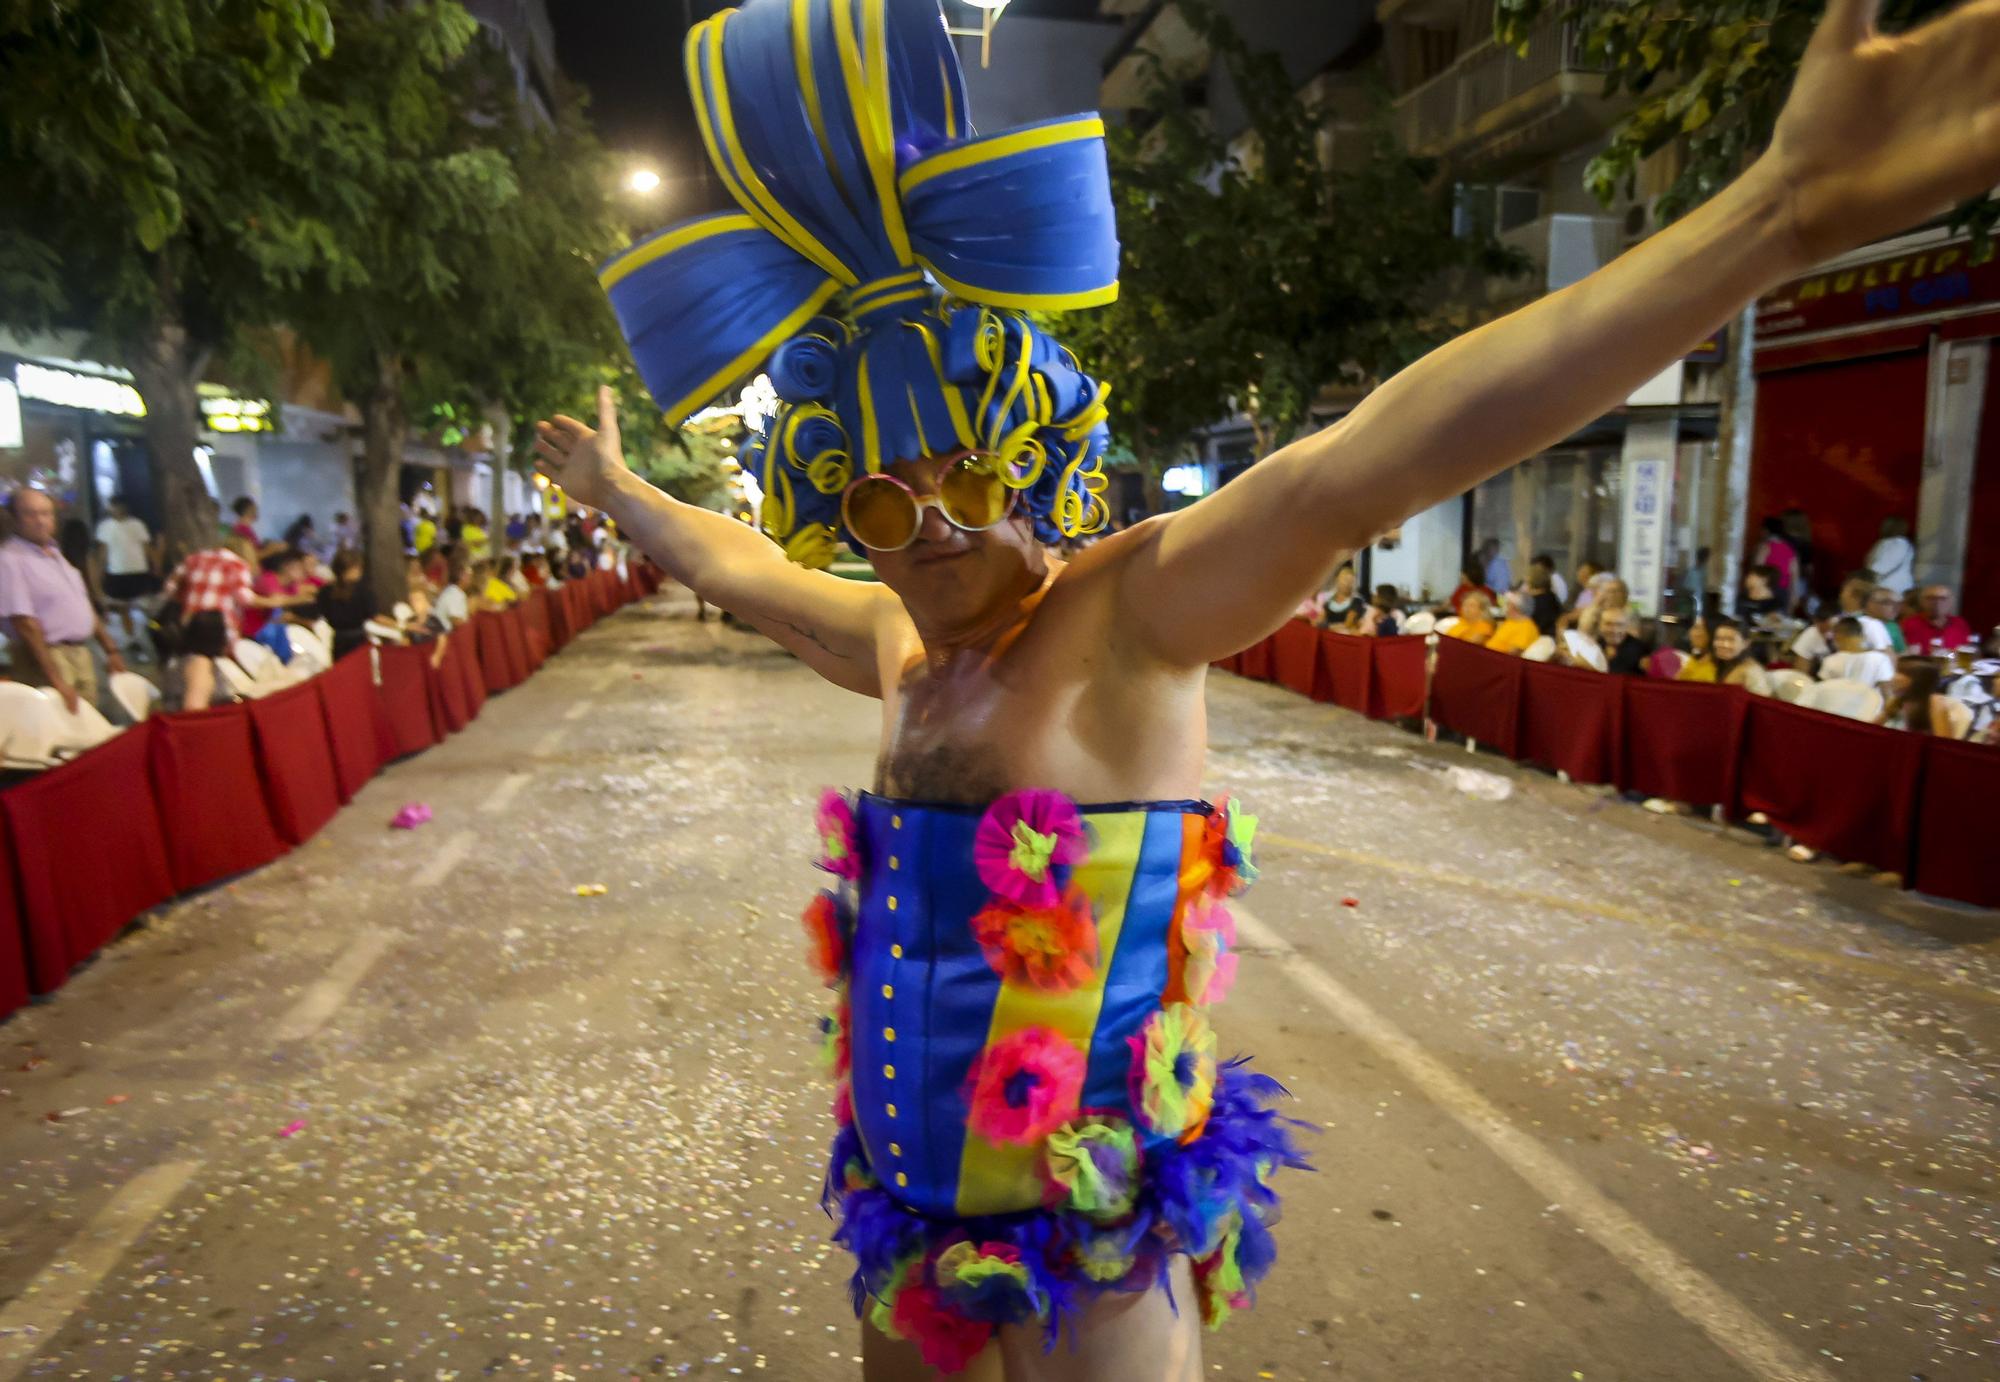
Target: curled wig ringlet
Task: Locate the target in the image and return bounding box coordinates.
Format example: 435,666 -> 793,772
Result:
596,0 -> 1122,568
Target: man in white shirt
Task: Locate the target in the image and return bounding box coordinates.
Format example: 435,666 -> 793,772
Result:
94,494 -> 156,652
1863,516 -> 1916,595
1790,576 -> 1891,666
1818,618 -> 1895,688
431,557 -> 474,630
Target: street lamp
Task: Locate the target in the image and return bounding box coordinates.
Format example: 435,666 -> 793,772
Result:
626,167 -> 662,196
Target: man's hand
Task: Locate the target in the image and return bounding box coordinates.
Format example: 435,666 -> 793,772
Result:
52,679 -> 79,716
534,386 -> 630,514
1771,0 -> 2000,265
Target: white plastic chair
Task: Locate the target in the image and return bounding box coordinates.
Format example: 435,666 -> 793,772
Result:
1800,679 -> 1883,722
393,601 -> 416,625
1402,611 -> 1437,636
37,688 -> 120,754
1562,630 -> 1608,672
232,637 -> 301,687
363,618 -> 403,645
310,618 -> 336,654
1768,668 -> 1813,704
1434,615 -> 1461,636
1522,635 -> 1556,663
286,625 -> 331,674
109,670 -> 161,723
215,656 -> 269,700
0,682 -> 65,770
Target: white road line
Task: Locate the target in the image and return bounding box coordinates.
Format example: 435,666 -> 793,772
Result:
0,1160 -> 202,1378
411,828 -> 476,889
561,696 -> 596,722
1234,906 -> 1836,1382
530,725 -> 567,757
272,930 -> 394,1043
479,771 -> 533,815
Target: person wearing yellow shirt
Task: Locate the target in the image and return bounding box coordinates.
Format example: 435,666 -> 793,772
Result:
413,510 -> 437,554
1674,618 -> 1718,682
483,557 -> 520,607
1484,591 -> 1543,655
1445,590 -> 1496,644
461,518 -> 490,560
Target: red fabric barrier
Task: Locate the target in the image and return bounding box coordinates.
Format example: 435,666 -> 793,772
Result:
500,607 -> 531,683
376,643 -> 441,756
1271,619 -> 1321,698
1369,636 -> 1429,720
1619,680 -> 1745,805
431,635 -> 471,732
475,612 -> 520,694
2,725 -> 174,992
547,585 -> 574,649
519,592 -> 551,670
1911,737 -> 2000,905
0,821 -> 25,1019
1517,662 -> 1625,785
1317,632 -> 1372,714
457,625 -> 488,718
151,702 -> 290,891
1429,638 -> 1524,756
1238,636 -> 1276,682
247,682 -> 343,846
1737,698 -> 1923,876
315,649 -> 392,799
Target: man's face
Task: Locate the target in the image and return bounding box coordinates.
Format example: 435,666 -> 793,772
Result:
12,491 -> 57,544
1922,585 -> 1952,619
861,453 -> 1043,628
1840,581 -> 1870,612
1601,612 -> 1629,646
1868,588 -> 1899,621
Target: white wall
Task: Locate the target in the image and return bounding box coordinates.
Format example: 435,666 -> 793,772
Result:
254,436 -> 356,541
1366,496 -> 1465,605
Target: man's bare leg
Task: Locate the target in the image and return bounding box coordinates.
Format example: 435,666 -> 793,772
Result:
860,1258 -> 1201,1382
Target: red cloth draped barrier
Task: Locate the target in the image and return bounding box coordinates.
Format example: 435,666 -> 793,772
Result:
1317,632 -> 1372,714
546,585 -> 574,649
2,725 -> 174,992
1737,698 -> 1924,876
1368,636 -> 1429,720
0,824 -> 26,1018
1911,737 -> 2000,905
1618,681 -> 1744,805
1238,636 -> 1276,682
1429,638 -> 1524,757
1271,619 -> 1321,698
376,643 -> 442,756
519,592 -> 551,670
500,607 -> 531,684
150,702 -> 290,892
1518,662 -> 1624,785
458,625 -> 488,718
247,682 -> 343,846
316,649 -> 393,799
475,612 -> 519,695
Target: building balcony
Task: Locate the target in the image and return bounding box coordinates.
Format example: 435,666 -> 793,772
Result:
1099,2 -> 1209,111
1392,2 -> 1621,171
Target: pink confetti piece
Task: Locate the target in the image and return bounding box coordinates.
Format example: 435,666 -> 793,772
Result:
278,1119 -> 307,1138
391,803 -> 433,830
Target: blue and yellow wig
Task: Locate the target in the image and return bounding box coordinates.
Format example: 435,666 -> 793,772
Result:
597,0 -> 1121,567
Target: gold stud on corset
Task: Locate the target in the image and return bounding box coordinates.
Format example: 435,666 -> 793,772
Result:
890,944 -> 903,958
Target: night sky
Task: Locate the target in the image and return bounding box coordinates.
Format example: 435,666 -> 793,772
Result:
547,1 -> 1115,220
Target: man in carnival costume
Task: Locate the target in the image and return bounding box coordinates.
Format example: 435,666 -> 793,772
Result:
535,1 -> 2000,1375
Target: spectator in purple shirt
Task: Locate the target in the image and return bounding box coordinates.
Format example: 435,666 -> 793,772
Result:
0,489 -> 126,713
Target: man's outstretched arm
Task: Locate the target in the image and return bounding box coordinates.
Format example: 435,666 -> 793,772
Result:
535,390 -> 907,698
1119,0 -> 2000,667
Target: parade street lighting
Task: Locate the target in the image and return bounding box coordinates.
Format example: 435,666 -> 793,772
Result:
626,167 -> 662,196
946,0 -> 1008,66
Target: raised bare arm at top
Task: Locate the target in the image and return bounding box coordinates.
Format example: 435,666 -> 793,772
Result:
533,388 -> 908,698
1117,0 -> 2000,668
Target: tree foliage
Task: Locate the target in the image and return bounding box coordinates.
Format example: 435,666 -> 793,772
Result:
1493,0 -> 1994,235
1055,0 -> 1522,463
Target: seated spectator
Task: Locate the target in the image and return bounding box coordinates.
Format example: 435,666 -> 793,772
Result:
1675,619 -> 1718,682
1571,560 -> 1602,611
1738,565 -> 1785,625
1447,563 -> 1493,616
1901,584 -> 1975,655
431,556 -> 476,630
1320,563 -> 1365,628
1445,590 -> 1496,643
1358,584 -> 1402,636
1867,585 -> 1908,653
1791,576 -> 1892,667
314,549 -> 377,661
1644,623 -> 1686,679
522,552 -> 551,589
1817,617 -> 1895,689
484,558 -> 522,606
1595,606 -> 1649,675
1524,573 -> 1562,635
1879,655 -> 1961,736
1709,617 -> 1773,694
404,555 -> 437,602
243,546 -> 310,639
1484,591 -> 1542,655
422,542 -> 453,591
1572,578 -> 1631,638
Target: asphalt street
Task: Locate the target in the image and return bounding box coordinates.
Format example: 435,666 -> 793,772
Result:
0,588 -> 1994,1381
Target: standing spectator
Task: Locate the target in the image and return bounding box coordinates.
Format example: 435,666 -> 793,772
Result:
1879,656 -> 1960,736
1479,537 -> 1511,595
283,513 -> 319,555
1484,591 -> 1543,655
0,489 -> 127,713
1901,584 -> 1974,655
460,508 -> 490,559
1320,563 -> 1364,627
506,512 -> 529,544
1675,619 -> 1718,682
1818,618 -> 1896,689
95,494 -> 157,651
230,496 -> 263,548
1524,573 -> 1562,635
1445,590 -> 1496,643
1863,516 -> 1916,594
1751,516 -> 1799,608
1528,552 -> 1568,605
160,535 -> 308,646
1447,563 -> 1493,616
314,550 -> 377,661
412,506 -> 438,555
1738,565 -> 1785,625
1867,585 -> 1909,653
331,510 -> 359,553
1710,618 -> 1773,695
1572,560 -> 1602,611
1782,508 -> 1816,604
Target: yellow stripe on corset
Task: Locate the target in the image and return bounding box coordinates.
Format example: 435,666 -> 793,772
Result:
954,811 -> 1147,1217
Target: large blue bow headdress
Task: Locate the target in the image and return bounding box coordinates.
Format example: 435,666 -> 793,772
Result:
597,0 -> 1121,567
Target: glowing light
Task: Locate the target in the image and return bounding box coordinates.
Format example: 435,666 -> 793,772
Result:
15,363 -> 145,417
1162,464 -> 1207,496
626,167 -> 662,195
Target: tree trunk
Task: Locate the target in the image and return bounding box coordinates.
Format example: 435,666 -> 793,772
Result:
487,402 -> 511,563
125,317 -> 215,567
358,352 -> 410,614
1708,303 -> 1757,617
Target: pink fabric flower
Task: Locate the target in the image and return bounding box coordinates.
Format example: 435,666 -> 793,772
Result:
974,790 -> 1088,907
1181,901 -> 1237,1006
814,789 -> 860,881
964,1026 -> 1087,1146
889,1283 -> 994,1374
970,889 -> 1098,992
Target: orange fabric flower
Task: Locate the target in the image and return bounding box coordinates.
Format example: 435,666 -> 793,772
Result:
970,889 -> 1098,992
